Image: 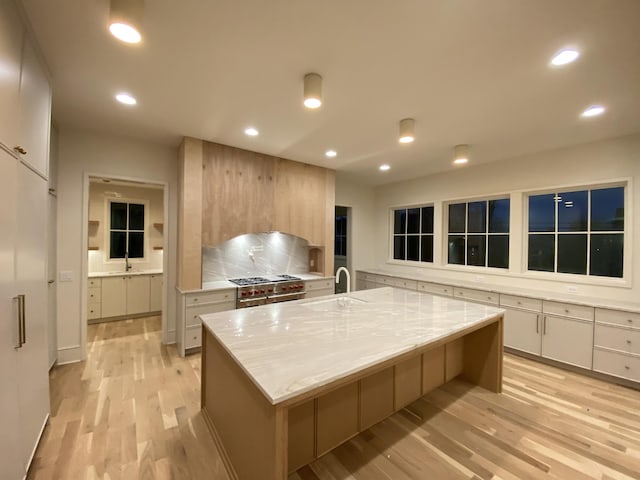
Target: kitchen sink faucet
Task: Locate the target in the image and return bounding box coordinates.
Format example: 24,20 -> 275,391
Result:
335,267 -> 351,294
125,252 -> 132,272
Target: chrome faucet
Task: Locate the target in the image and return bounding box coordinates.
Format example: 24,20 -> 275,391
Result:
335,267 -> 351,294
125,252 -> 132,271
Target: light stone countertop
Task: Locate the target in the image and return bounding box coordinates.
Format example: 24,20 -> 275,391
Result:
201,287 -> 504,405
89,269 -> 163,278
359,267 -> 640,314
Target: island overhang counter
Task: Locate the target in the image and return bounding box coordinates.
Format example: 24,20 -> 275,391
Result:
200,287 -> 504,480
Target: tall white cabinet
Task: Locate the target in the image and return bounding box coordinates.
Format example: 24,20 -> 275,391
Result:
0,1 -> 52,478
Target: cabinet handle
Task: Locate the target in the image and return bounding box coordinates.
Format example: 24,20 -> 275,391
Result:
14,294 -> 26,348
536,314 -> 540,334
14,145 -> 27,155
543,316 -> 547,335
625,365 -> 630,370
628,319 -> 633,324
627,340 -> 632,344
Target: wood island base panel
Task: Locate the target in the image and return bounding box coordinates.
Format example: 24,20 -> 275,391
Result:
200,287 -> 504,480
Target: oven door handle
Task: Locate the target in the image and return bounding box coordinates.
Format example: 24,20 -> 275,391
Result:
268,292 -> 305,302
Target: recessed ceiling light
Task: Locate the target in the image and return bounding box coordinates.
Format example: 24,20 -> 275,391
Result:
108,0 -> 143,44
453,158 -> 468,165
398,118 -> 415,144
453,144 -> 469,165
303,73 -> 322,109
581,105 -> 605,118
325,150 -> 337,158
379,164 -> 390,171
115,93 -> 137,105
551,49 -> 580,66
109,23 -> 141,44
244,127 -> 259,136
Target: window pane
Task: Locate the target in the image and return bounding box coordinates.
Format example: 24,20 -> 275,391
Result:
528,194 -> 555,232
467,202 -> 486,233
407,208 -> 420,234
129,232 -> 144,258
421,206 -> 434,234
393,236 -> 405,260
528,234 -> 554,272
590,234 -> 623,278
420,235 -> 433,263
110,231 -> 126,258
394,210 -> 406,234
129,203 -> 145,230
488,235 -> 509,269
557,234 -> 587,274
591,187 -> 624,231
110,202 -> 127,230
449,203 -> 466,233
407,235 -> 419,261
489,199 -> 510,233
467,235 -> 486,266
448,235 -> 465,265
558,190 -> 587,232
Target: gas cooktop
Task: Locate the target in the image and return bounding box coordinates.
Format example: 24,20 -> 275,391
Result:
228,274 -> 302,286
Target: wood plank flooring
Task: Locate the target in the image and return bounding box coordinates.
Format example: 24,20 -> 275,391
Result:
28,316 -> 640,479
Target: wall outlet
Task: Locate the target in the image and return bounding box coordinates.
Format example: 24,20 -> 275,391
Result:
475,275 -> 485,283
567,285 -> 578,293
59,271 -> 73,282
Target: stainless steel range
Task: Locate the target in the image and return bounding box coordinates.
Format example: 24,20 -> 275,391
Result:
229,274 -> 305,308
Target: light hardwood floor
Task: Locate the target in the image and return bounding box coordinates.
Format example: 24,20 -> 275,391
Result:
28,317 -> 640,480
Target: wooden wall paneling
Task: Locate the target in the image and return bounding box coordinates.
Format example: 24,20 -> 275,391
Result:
287,399 -> 315,473
445,338 -> 464,382
422,345 -> 445,394
462,317 -> 504,393
177,137 -> 203,289
359,367 -> 394,431
201,143 -> 275,246
394,356 -> 422,409
316,382 -> 359,457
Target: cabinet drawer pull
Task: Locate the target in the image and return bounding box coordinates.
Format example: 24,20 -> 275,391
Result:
628,319 -> 634,324
543,316 -> 547,335
517,301 -> 522,305
627,340 -> 632,344
444,289 -> 448,293
193,298 -> 198,302
536,314 -> 540,334
625,365 -> 630,370
565,309 -> 570,314
14,145 -> 27,155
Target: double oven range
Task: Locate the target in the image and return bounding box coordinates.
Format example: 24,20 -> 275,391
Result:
229,274 -> 306,308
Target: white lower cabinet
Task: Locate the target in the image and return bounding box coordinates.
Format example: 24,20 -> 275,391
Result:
593,308 -> 640,382
90,273 -> 161,320
149,274 -> 163,311
126,275 -> 150,315
305,278 -> 334,298
500,294 -> 542,355
541,314 -> 594,369
101,276 -> 127,318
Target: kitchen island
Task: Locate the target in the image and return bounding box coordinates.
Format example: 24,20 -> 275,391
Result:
200,287 -> 504,479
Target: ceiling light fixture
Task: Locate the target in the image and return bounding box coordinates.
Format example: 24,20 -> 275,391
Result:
108,0 -> 143,44
453,144 -> 469,164
244,127 -> 259,136
325,150 -> 337,158
551,48 -> 580,66
398,118 -> 415,144
379,164 -> 390,171
581,105 -> 605,118
115,92 -> 137,105
303,73 -> 322,109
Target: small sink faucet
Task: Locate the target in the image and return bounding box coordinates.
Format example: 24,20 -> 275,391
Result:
125,252 -> 132,272
335,267 -> 351,294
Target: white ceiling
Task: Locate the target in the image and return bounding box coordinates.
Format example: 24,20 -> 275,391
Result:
20,0 -> 640,186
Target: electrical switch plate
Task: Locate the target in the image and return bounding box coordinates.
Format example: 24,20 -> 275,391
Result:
59,271 -> 73,282
567,286 -> 578,293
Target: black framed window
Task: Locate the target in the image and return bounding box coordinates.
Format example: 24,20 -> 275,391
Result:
392,206 -> 434,262
109,202 -> 145,259
447,198 -> 510,268
527,186 -> 624,278
335,214 -> 347,256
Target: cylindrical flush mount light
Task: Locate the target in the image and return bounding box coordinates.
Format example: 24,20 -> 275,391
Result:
109,0 -> 144,44
453,144 -> 469,164
398,118 -> 415,143
303,73 -> 322,109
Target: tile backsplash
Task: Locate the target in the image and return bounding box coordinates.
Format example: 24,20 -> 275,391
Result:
202,232 -> 309,282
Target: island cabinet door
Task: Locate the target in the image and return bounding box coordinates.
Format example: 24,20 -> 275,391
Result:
316,383 -> 359,457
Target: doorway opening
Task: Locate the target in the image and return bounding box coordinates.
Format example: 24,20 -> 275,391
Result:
334,206 -> 351,293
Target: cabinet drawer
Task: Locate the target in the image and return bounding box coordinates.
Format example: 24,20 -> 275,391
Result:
88,278 -> 101,288
306,279 -> 333,291
593,348 -> 640,383
359,272 -> 379,283
88,287 -> 101,303
389,278 -> 417,290
595,308 -> 640,329
185,302 -> 235,327
500,294 -> 542,312
453,287 -> 499,305
184,326 -> 202,349
417,282 -> 452,297
87,303 -> 101,320
186,289 -> 235,306
543,301 -> 594,321
594,324 -> 640,355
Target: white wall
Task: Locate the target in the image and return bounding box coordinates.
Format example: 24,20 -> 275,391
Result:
335,175 -> 376,289
369,134 -> 640,304
56,126 -> 178,363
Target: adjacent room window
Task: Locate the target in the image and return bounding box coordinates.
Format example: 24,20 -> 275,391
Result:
392,206 -> 434,262
527,185 -> 624,278
447,198 -> 510,268
335,212 -> 347,256
109,201 -> 145,259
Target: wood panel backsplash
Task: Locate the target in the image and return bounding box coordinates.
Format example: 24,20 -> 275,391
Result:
177,137 -> 335,288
